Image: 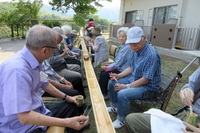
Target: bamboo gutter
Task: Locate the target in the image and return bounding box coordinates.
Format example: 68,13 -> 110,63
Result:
80,38 -> 116,133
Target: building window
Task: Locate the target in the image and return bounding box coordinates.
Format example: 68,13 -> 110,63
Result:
153,5 -> 177,24
125,10 -> 138,23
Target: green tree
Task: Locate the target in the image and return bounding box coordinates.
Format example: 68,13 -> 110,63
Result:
0,1 -> 42,26
0,2 -> 15,24
42,20 -> 62,28
12,0 -> 43,26
49,0 -> 111,27
0,1 -> 42,38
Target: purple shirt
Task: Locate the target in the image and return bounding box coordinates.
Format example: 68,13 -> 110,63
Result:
0,46 -> 50,132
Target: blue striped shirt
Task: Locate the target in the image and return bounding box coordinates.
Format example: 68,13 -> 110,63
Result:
107,43 -> 132,71
128,43 -> 161,91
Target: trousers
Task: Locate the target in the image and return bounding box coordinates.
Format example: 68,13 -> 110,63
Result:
125,107 -> 200,133
98,69 -> 120,97
31,101 -> 81,133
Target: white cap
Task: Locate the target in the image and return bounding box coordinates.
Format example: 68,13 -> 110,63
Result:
71,30 -> 78,35
126,26 -> 144,44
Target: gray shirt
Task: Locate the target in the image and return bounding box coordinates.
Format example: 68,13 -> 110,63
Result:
93,36 -> 109,67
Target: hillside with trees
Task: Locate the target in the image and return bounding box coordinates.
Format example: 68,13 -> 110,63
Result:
0,0 -> 111,39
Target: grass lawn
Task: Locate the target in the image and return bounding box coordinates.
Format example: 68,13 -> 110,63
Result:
82,54 -> 198,133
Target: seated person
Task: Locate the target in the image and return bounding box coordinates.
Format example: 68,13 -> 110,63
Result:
64,47 -> 82,67
0,25 -> 89,133
98,27 -> 131,99
55,27 -> 81,67
71,29 -> 82,49
125,66 -> 200,133
48,27 -> 86,98
90,27 -> 109,68
61,25 -> 81,57
107,26 -> 161,129
43,60 -> 80,97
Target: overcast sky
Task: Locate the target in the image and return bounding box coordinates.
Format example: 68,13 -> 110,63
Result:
43,0 -> 120,9
0,0 -> 120,9
99,0 -> 120,8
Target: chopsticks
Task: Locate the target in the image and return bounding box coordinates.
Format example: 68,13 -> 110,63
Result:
109,72 -> 118,82
190,105 -> 193,115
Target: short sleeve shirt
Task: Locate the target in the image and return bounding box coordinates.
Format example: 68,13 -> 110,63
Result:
128,44 -> 161,91
0,46 -> 50,132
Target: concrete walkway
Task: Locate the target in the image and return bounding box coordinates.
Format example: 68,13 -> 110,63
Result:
156,46 -> 199,65
0,38 -> 25,63
0,38 -> 198,65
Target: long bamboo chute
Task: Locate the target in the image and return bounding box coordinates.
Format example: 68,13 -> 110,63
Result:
80,38 -> 116,133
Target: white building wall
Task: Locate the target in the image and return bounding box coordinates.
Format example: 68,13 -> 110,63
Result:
119,0 -> 200,27
180,0 -> 200,27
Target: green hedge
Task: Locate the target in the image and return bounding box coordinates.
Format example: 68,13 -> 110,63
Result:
0,25 -> 11,39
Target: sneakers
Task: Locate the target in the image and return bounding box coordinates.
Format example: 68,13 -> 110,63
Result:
113,119 -> 125,129
107,107 -> 117,113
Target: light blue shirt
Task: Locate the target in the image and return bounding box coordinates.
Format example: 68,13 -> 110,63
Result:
107,43 -> 132,71
0,46 -> 50,132
181,67 -> 200,116
128,43 -> 161,91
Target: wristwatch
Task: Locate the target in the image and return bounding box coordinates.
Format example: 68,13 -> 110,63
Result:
126,84 -> 130,88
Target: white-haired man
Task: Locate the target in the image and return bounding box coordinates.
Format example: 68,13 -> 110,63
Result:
0,25 -> 89,133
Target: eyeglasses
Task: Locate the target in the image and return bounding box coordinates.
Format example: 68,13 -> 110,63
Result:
42,46 -> 57,49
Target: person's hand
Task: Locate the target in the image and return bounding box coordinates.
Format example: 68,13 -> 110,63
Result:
101,65 -> 106,70
87,42 -> 93,47
61,49 -> 69,57
109,73 -> 119,81
68,44 -> 72,48
65,115 -> 89,130
180,88 -> 194,106
63,79 -> 73,89
70,55 -> 76,59
114,83 -> 126,92
182,121 -> 200,133
65,47 -> 70,52
90,38 -> 94,43
103,67 -> 112,72
66,95 -> 79,105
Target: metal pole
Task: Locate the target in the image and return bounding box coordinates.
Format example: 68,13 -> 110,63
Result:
181,57 -> 198,74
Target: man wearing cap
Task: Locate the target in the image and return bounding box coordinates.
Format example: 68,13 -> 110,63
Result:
63,29 -> 82,66
108,26 -> 161,128
65,29 -> 81,58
